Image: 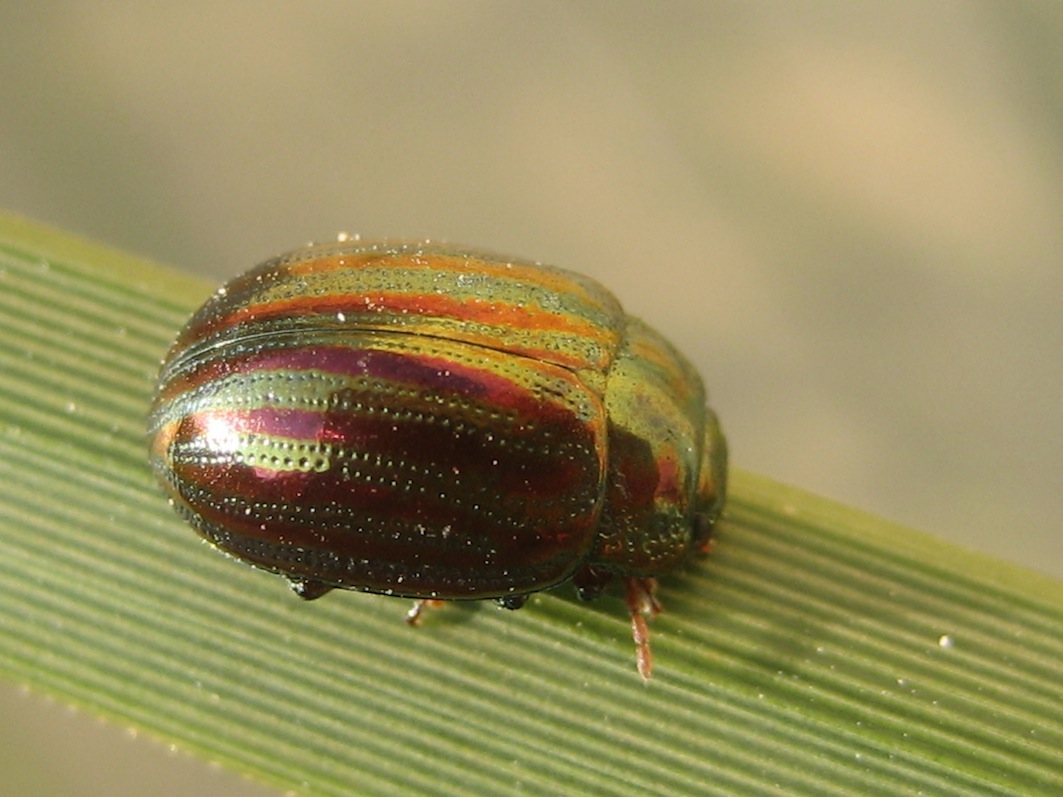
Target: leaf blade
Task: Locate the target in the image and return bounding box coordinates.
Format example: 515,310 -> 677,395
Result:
1,213 -> 1060,797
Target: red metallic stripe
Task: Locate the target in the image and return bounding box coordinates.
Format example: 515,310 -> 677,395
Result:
164,388 -> 602,594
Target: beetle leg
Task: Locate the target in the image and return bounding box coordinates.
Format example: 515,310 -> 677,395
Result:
572,564 -> 614,601
287,578 -> 334,601
496,594 -> 528,610
624,577 -> 662,681
405,598 -> 445,626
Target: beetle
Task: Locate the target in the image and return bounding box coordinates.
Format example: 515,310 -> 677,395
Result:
148,240 -> 727,679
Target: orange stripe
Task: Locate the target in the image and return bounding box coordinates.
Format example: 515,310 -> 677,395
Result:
222,292 -> 613,350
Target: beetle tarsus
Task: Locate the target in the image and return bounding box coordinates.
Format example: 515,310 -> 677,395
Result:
405,598 -> 445,626
288,578 -> 334,601
496,594 -> 528,610
624,577 -> 662,681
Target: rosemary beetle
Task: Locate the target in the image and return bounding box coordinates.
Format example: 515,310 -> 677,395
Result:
149,240 -> 727,679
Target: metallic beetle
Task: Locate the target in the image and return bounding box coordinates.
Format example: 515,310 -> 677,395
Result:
149,240 -> 727,679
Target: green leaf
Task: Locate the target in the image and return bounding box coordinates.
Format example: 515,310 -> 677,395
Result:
1,212 -> 1060,796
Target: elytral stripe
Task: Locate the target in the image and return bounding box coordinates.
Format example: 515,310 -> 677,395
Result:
220,290 -> 612,349
160,375 -> 605,596
169,245 -> 626,379
157,334 -> 606,431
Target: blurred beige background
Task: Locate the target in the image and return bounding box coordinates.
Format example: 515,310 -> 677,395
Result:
1,3 -> 1060,795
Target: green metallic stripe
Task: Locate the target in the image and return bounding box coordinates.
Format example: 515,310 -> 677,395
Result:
156,329 -> 608,429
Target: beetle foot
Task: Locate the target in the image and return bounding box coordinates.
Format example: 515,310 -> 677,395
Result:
288,578 -> 334,601
624,577 -> 662,681
496,594 -> 528,610
405,598 -> 445,626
